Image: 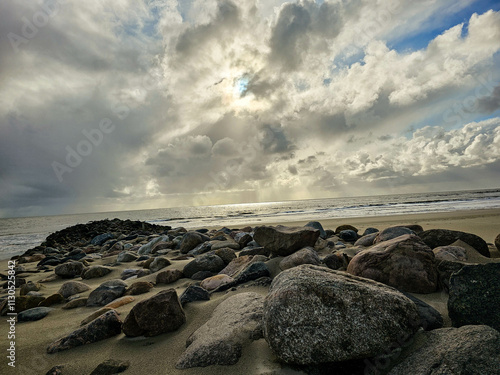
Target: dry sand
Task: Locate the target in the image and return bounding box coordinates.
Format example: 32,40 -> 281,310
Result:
0,209 -> 499,374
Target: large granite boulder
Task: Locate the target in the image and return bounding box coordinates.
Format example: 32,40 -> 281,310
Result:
47,310 -> 122,353
388,325 -> 500,374
419,229 -> 490,257
122,289 -> 185,337
347,234 -> 438,293
183,253 -> 225,279
176,292 -> 264,368
86,280 -> 127,307
448,263 -> 500,331
263,265 -> 420,365
253,225 -> 320,256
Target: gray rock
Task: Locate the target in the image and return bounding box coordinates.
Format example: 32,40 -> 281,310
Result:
116,251 -> 138,263
375,226 -> 415,243
148,257 -> 171,273
54,261 -> 85,278
47,310 -> 122,353
179,285 -> 210,305
58,281 -> 91,299
495,233 -> 500,251
279,247 -> 321,270
419,229 -> 490,257
187,242 -> 212,256
180,232 -> 209,254
304,221 -> 326,239
156,269 -> 184,284
125,281 -> 154,295
90,359 -> 130,375
239,246 -> 270,257
401,292 -> 443,330
86,279 -> 127,307
213,247 -> 237,265
91,233 -> 114,246
322,253 -> 346,270
433,245 -> 467,262
388,325 -> 500,375
183,253 -> 225,278
210,239 -> 240,251
253,225 -> 320,256
138,235 -> 169,255
263,264 -> 420,365
362,227 -> 379,236
338,230 -> 358,242
448,263 -> 500,331
354,232 -> 378,247
20,281 -> 42,296
176,292 -> 264,368
347,234 -> 438,293
18,307 -> 53,322
122,289 -> 186,337
82,266 -> 113,280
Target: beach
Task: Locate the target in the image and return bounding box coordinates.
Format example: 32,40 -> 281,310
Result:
1,209 -> 499,374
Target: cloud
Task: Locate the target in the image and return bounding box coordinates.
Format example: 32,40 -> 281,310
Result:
477,84 -> 500,112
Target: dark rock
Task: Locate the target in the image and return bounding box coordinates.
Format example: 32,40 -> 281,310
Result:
62,249 -> 87,262
18,307 -> 53,322
495,233 -> 500,251
239,246 -> 270,257
91,233 -> 115,246
433,245 -> 467,261
90,359 -> 130,375
180,232 -> 210,254
354,232 -> 378,247
62,297 -> 88,309
39,293 -> 65,307
179,285 -> 210,305
14,295 -> 46,313
401,224 -> 424,233
116,251 -> 138,263
323,253 -> 345,270
448,263 -> 500,331
279,247 -> 321,270
435,259 -> 465,292
87,279 -> 127,307
253,225 -> 320,256
210,239 -> 240,251
401,292 -> 443,330
82,266 -> 113,280
148,257 -> 171,273
156,269 -> 183,284
347,234 -> 438,293
176,292 -> 264,368
263,265 -> 420,365
183,253 -> 225,278
187,241 -> 212,256
304,221 -> 326,239
335,224 -> 358,233
20,281 -> 42,296
234,262 -> 270,285
138,235 -> 169,255
338,230 -> 358,242
47,310 -> 122,353
45,365 -> 64,375
375,226 -> 415,243
191,271 -> 216,280
214,248 -> 236,265
419,229 -> 490,257
122,289 -> 186,337
54,261 -> 85,278
234,232 -> 253,247
388,325 -> 500,375
125,281 -> 154,296
362,227 -> 379,236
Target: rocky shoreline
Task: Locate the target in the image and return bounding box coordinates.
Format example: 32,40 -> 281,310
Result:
1,218 -> 500,374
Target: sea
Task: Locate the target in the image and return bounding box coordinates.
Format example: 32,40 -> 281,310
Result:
1,188 -> 500,260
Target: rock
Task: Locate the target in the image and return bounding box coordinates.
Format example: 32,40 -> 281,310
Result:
435,259 -> 465,292
183,253 -> 225,279
234,262 -> 270,285
448,263 -> 500,331
388,325 -> 500,375
347,234 -> 438,293
105,296 -> 135,309
239,246 -> 270,257
87,279 -> 127,307
62,297 -> 88,309
401,292 -> 443,330
187,242 -> 212,256
362,227 -> 379,236
219,255 -> 255,277
151,241 -> 172,254
179,285 -> 210,305
81,307 -> 115,326
47,310 -> 122,353
14,295 -> 46,313
322,253 -> 346,270
263,265 -> 420,365
375,226 -> 415,243
304,221 -> 326,239
234,232 -> 253,247
338,230 -> 358,242
122,289 -> 186,337
91,233 -> 114,246
176,292 -> 264,368
45,365 -> 64,375
125,281 -> 153,295
214,248 -> 237,264
39,293 -> 65,307
18,307 -> 53,322
354,232 -> 378,247
335,224 -> 358,233
54,261 -> 85,278
156,269 -> 183,284
82,266 -> 113,279
116,251 -> 138,263
191,271 -> 216,280
20,281 -> 42,296
200,274 -> 235,291
279,247 -> 321,270
253,225 -> 320,256
433,245 -> 467,262
401,224 -> 424,233
90,359 -> 130,375
138,235 -> 169,255
148,257 -> 171,273
210,239 -> 240,251
419,229 -> 490,257
180,232 -> 209,254
495,233 -> 500,251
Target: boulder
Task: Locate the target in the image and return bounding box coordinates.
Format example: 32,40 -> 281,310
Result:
263,265 -> 420,365
62,298 -> 88,309
138,235 -> 169,255
401,292 -> 443,330
200,274 -> 235,291
304,221 -> 326,239
179,285 -> 210,305
156,269 -> 183,284
374,226 -> 414,243
433,246 -> 467,262
20,281 -> 42,296
47,310 -> 122,353
213,248 -> 237,265
239,246 -> 270,257
14,296 -> 46,313
54,261 -> 85,278
335,224 -> 358,233
253,225 -> 320,256
210,239 -> 240,251
176,292 -> 264,368
361,227 -> 379,236
183,254 -> 225,278
91,233 -> 114,246
116,251 -> 138,263
448,263 -> 500,331
419,229 -> 490,257
90,359 -> 130,375
180,232 -> 209,254
125,281 -> 154,296
82,266 -> 113,280
338,230 -> 358,243
279,247 -> 321,270
122,289 -> 186,337
354,232 -> 378,247
18,307 -> 53,322
39,293 -> 65,307
347,234 -> 438,293
148,257 -> 171,273
388,325 -> 500,375
322,253 -> 345,270
87,279 -> 127,307
105,296 -> 135,309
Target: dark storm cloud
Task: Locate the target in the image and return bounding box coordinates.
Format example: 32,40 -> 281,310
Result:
477,84 -> 500,112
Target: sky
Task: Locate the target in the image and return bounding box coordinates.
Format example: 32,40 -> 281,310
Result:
0,0 -> 499,218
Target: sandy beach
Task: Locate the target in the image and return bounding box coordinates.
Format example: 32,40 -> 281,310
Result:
1,209 -> 499,374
